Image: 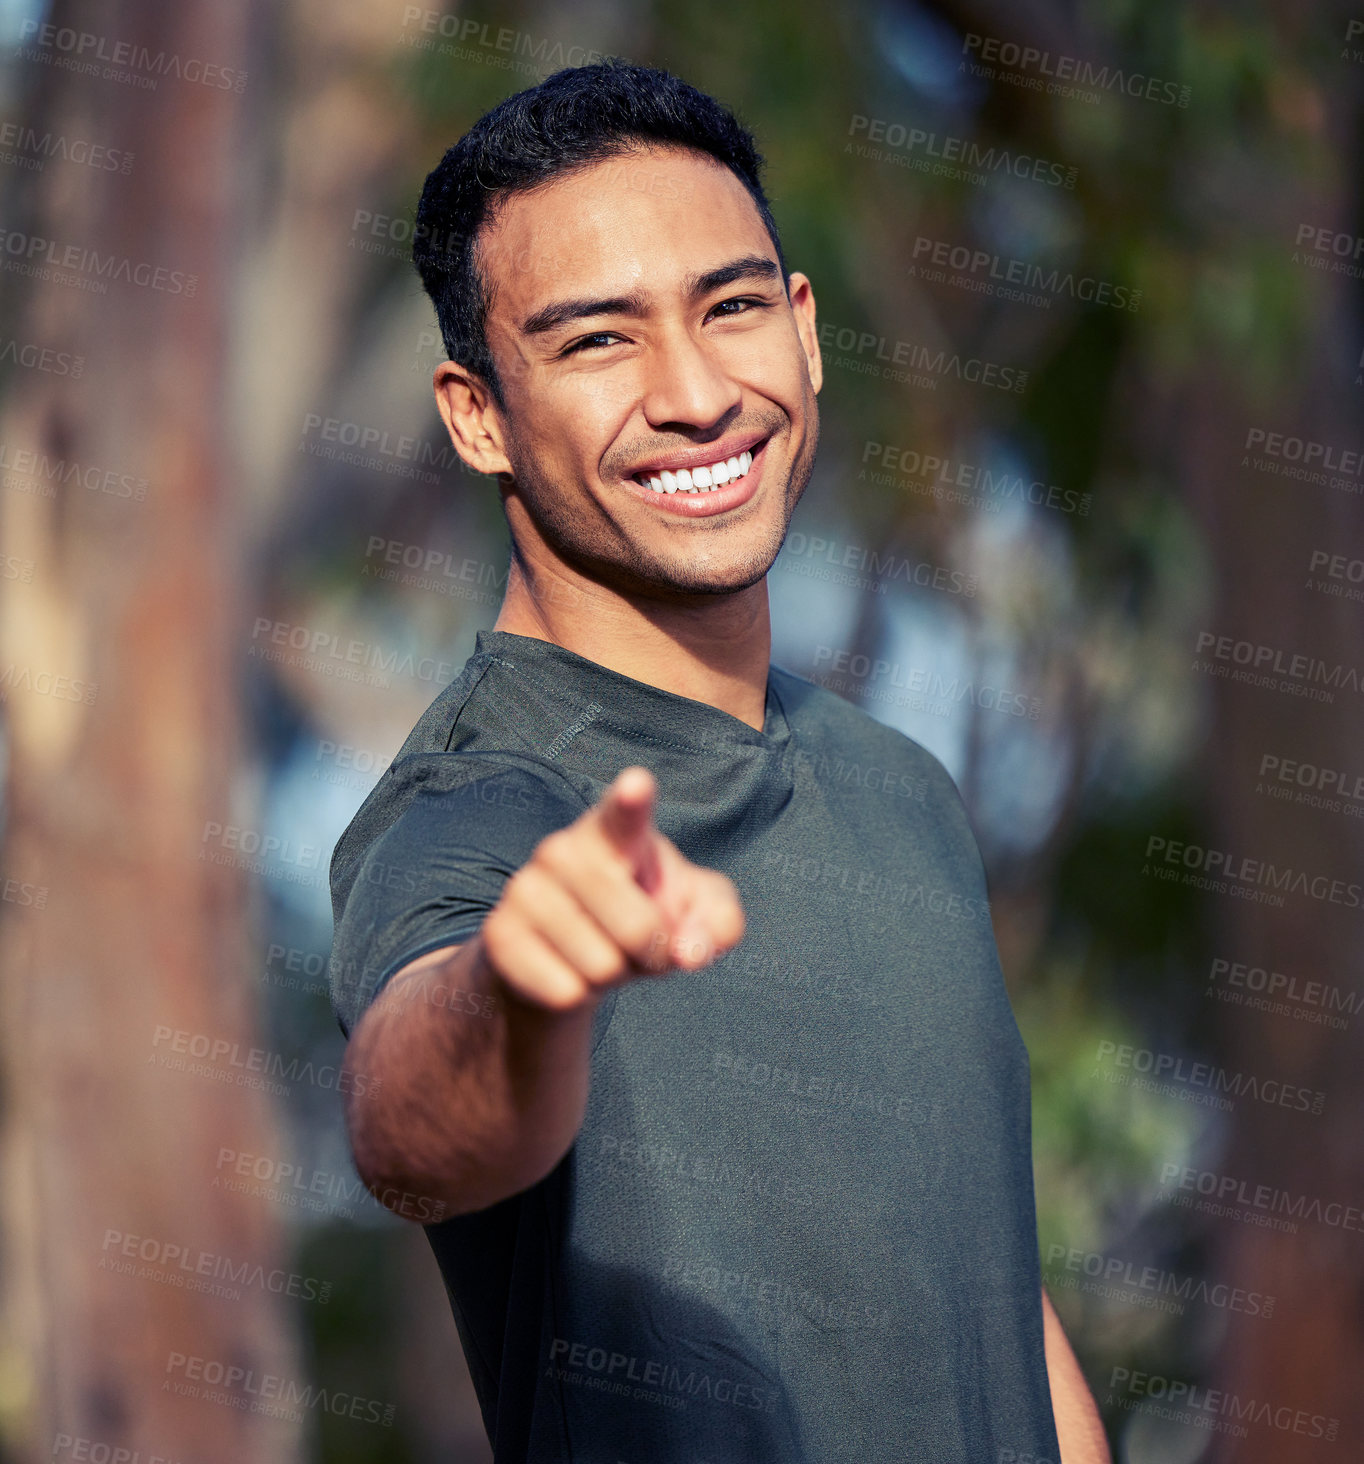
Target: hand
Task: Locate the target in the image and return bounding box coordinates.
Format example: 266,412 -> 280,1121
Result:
477,765 -> 745,1012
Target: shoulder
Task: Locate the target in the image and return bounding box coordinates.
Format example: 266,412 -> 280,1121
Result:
328,749 -> 590,924
771,660 -> 962,801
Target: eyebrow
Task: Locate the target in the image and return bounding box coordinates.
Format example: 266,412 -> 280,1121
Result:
519,254 -> 782,337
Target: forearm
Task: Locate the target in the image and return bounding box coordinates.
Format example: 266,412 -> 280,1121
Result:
341,936 -> 598,1218
1041,1287 -> 1111,1464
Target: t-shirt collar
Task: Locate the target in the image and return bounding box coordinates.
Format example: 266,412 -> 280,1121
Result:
473,628 -> 791,752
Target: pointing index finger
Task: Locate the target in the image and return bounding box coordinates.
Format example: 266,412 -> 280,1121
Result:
594,767 -> 660,878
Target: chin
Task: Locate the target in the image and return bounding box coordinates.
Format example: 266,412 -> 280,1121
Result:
649,550 -> 778,597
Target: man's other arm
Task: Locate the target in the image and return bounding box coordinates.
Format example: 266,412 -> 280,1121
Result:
1042,1286 -> 1111,1463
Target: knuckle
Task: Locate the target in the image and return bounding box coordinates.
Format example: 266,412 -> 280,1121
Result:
509,863 -> 548,902
526,976 -> 580,1012
528,838 -> 560,877
582,944 -> 629,985
618,913 -> 662,958
479,911 -> 511,967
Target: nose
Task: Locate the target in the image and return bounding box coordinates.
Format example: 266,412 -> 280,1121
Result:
638,323 -> 742,433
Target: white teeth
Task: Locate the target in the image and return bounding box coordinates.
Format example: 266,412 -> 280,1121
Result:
636,445 -> 758,494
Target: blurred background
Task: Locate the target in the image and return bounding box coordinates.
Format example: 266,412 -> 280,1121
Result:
1,0 -> 1361,1459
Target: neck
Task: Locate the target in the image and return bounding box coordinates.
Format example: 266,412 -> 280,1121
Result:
491,555 -> 773,732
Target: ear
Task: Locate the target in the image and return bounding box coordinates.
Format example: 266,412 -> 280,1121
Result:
785,271 -> 823,396
433,361 -> 513,476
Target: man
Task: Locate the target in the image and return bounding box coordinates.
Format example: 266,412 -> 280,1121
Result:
328,58 -> 1109,1464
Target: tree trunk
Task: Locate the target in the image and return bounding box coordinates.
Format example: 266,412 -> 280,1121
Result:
0,1 -> 300,1458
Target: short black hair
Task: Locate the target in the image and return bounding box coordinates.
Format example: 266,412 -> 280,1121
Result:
412,59 -> 789,409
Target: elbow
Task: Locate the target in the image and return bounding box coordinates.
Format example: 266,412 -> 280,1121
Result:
344,1098 -> 458,1225
340,1035 -> 451,1224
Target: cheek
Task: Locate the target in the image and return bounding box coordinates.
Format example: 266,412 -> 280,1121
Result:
721,330 -> 807,404
541,375 -> 638,456
506,381 -> 622,476
564,367 -> 640,422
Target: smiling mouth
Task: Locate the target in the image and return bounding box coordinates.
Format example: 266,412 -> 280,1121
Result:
631,441 -> 763,496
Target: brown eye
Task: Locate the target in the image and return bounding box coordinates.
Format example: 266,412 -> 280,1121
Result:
707,297 -> 769,321
563,332 -> 621,355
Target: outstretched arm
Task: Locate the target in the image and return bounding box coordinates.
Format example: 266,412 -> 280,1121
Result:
341,766 -> 744,1218
1041,1287 -> 1111,1463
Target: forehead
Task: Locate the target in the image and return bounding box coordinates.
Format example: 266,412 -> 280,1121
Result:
476,145 -> 777,323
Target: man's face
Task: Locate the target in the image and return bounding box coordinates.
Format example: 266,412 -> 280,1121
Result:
450,143 -> 821,600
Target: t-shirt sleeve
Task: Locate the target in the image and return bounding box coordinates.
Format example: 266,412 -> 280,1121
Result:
327,756 -> 589,1038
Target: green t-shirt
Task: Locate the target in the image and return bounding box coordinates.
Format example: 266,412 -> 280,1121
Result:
329,628 -> 1059,1463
